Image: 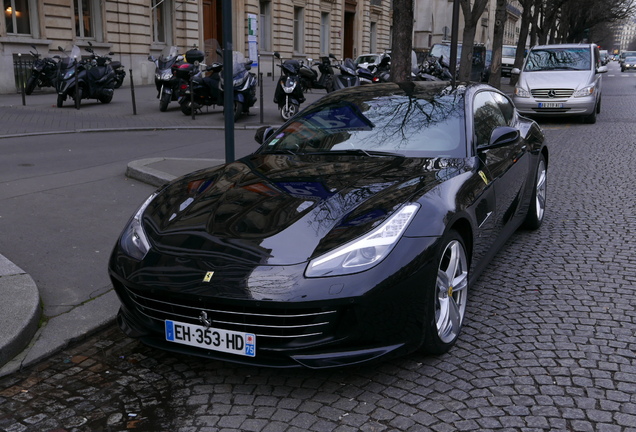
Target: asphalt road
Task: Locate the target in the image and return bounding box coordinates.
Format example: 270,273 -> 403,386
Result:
1,63 -> 636,431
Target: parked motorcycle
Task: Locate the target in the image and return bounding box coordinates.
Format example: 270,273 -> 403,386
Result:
55,44 -> 116,108
220,51 -> 257,121
149,46 -> 184,111
25,45 -> 58,95
332,58 -> 361,90
177,48 -> 223,116
298,54 -> 336,92
273,52 -> 305,121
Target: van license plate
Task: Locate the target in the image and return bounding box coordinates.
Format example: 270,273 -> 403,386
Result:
538,102 -> 563,108
165,320 -> 256,357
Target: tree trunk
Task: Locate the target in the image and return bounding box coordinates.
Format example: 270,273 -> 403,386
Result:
390,0 -> 414,82
488,0 -> 508,89
458,0 -> 489,82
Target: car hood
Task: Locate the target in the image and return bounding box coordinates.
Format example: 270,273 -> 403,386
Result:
519,70 -> 594,90
142,153 -> 460,266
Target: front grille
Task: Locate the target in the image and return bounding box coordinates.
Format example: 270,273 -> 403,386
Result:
122,283 -> 340,344
531,88 -> 574,98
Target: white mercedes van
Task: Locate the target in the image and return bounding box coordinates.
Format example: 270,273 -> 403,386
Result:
512,43 -> 607,124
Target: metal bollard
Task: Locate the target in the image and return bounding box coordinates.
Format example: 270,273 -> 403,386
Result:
129,69 -> 137,115
259,72 -> 263,124
18,53 -> 26,106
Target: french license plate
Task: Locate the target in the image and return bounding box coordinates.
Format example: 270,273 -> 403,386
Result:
538,102 -> 563,108
165,320 -> 256,357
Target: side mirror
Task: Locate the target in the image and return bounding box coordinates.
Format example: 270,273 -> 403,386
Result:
479,126 -> 520,150
274,51 -> 280,59
597,65 -> 608,74
148,55 -> 154,61
511,68 -> 521,75
109,51 -> 115,55
255,126 -> 275,145
329,53 -> 336,59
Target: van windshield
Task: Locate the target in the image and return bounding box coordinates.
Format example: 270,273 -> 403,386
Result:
524,47 -> 591,72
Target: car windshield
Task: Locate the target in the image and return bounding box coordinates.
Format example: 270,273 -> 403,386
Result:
356,55 -> 378,64
261,85 -> 467,158
502,46 -> 517,57
430,44 -> 461,60
524,47 -> 591,71
625,56 -> 636,62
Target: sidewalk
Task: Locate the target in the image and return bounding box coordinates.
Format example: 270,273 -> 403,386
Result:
0,76 -> 515,377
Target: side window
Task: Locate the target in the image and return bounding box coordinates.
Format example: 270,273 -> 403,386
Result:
473,91 -> 507,147
492,92 -> 515,125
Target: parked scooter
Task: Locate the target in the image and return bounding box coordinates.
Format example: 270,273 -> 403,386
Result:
220,51 -> 257,121
55,44 -> 116,108
273,52 -> 305,121
177,48 -> 223,116
149,46 -> 184,111
25,45 -> 58,95
299,54 -> 336,92
332,58 -> 361,90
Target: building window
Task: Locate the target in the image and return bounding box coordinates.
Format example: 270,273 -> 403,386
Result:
294,7 -> 304,53
320,12 -> 330,55
370,21 -> 377,53
152,0 -> 169,44
4,0 -> 30,34
259,0 -> 272,52
74,0 -> 93,38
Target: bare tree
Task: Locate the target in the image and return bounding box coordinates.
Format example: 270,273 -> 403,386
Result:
391,0 -> 414,82
488,0 -> 508,88
458,0 -> 489,82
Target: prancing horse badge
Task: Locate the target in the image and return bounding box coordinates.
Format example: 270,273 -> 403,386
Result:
203,271 -> 214,283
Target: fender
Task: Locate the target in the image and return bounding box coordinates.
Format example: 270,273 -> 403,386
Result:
235,92 -> 245,103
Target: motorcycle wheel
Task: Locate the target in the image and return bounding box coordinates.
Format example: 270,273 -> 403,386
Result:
180,101 -> 192,116
281,103 -> 299,121
159,91 -> 171,112
56,94 -> 64,108
99,93 -> 113,104
25,75 -> 38,95
325,76 -> 334,93
231,101 -> 243,121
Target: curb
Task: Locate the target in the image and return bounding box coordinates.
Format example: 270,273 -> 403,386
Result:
0,256 -> 41,368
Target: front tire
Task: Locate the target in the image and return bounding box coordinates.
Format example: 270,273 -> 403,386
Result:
159,91 -> 171,112
180,100 -> 192,116
421,230 -> 469,355
522,154 -> 547,230
25,75 -> 38,95
280,102 -> 299,121
99,92 -> 113,104
56,94 -> 64,108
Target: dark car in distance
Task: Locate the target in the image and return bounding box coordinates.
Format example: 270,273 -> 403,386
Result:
108,81 -> 548,369
622,56 -> 636,72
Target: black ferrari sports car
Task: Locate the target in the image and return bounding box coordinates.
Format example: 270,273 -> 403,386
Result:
109,81 -> 548,368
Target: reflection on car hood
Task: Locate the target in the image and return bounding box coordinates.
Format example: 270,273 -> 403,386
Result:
143,153 -> 459,265
519,70 -> 593,90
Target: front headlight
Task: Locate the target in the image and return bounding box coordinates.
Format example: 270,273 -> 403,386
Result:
573,85 -> 594,97
119,192 -> 158,260
514,87 -> 531,98
63,69 -> 76,80
305,204 -> 419,277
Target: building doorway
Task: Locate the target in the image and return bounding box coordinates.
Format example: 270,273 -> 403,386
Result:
203,0 -> 223,44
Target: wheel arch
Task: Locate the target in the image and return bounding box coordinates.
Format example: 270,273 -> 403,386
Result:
448,217 -> 473,265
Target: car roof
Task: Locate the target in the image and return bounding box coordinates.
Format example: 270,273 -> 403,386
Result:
530,43 -> 595,50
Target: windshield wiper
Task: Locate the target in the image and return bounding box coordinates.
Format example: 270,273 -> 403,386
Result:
308,149 -> 405,158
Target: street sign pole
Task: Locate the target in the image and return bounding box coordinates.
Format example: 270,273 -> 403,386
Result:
222,0 -> 235,163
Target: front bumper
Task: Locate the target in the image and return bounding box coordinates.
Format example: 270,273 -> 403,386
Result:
513,94 -> 597,117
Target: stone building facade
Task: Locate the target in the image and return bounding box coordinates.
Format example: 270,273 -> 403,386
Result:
0,0 -> 394,94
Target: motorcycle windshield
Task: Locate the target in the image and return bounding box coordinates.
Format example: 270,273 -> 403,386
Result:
232,51 -> 248,76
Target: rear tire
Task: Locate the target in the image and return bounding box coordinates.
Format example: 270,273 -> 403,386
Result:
522,154 -> 547,230
180,101 -> 192,116
25,75 -> 38,95
420,230 -> 469,355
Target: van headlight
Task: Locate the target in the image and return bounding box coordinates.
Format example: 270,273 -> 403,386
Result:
305,204 -> 419,277
514,87 -> 531,98
573,85 -> 594,97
